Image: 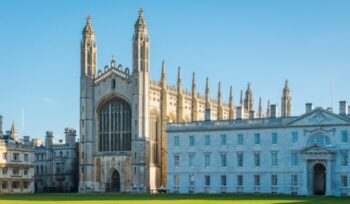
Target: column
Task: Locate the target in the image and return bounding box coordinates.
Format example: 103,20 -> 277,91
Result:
326,160 -> 332,195
302,159 -> 308,195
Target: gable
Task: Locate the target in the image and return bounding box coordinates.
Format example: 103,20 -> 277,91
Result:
287,108 -> 350,127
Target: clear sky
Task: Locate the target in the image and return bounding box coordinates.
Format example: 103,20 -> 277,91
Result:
0,0 -> 349,141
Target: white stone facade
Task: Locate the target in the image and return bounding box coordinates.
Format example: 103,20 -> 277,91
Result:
167,107 -> 350,196
0,117 -> 35,193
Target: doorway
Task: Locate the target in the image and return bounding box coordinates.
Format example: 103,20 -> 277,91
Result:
313,163 -> 326,195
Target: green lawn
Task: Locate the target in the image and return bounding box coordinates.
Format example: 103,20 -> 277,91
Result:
0,193 -> 349,204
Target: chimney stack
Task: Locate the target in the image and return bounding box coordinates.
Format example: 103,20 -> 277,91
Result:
236,106 -> 244,120
306,103 -> 313,113
270,104 -> 278,118
339,101 -> 347,115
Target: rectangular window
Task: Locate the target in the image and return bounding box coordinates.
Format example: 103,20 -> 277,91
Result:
341,152 -> 348,166
12,167 -> 20,175
189,154 -> 194,168
13,153 -> 20,161
341,175 -> 348,187
221,134 -> 227,146
205,154 -> 211,168
292,132 -> 298,144
24,154 -> 29,162
56,162 -> 61,173
205,135 -> 211,146
24,168 -> 28,176
174,175 -> 180,186
221,153 -> 227,167
189,135 -> 195,146
12,181 -> 19,189
342,130 -> 348,143
2,153 -> 7,160
271,174 -> 278,186
291,152 -> 299,166
221,175 -> 227,186
174,155 -> 180,167
291,175 -> 298,186
237,152 -> 244,167
205,175 -> 211,186
189,174 -> 195,186
2,168 -> 7,175
174,136 -> 179,147
271,152 -> 278,167
254,152 -> 260,167
237,175 -> 243,186
23,181 -> 29,189
272,133 -> 278,144
254,133 -> 260,145
254,175 -> 260,186
237,134 -> 243,145
2,181 -> 7,189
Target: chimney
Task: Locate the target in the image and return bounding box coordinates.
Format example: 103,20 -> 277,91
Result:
339,101 -> 347,115
249,111 -> 255,119
236,106 -> 244,120
205,108 -> 212,121
270,104 -> 278,118
305,103 -> 313,113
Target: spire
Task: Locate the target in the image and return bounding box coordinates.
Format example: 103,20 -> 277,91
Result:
281,79 -> 292,117
205,77 -> 211,109
160,60 -> 167,88
258,97 -> 262,118
217,82 -> 223,120
10,121 -> 17,139
177,66 -> 182,93
192,72 -> 197,97
133,8 -> 150,73
244,83 -> 254,112
82,15 -> 94,36
229,86 -> 235,119
81,15 -> 97,77
191,72 -> 198,122
135,8 -> 147,33
240,90 -> 243,106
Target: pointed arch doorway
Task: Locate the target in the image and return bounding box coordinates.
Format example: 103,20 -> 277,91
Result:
313,163 -> 326,195
109,170 -> 120,192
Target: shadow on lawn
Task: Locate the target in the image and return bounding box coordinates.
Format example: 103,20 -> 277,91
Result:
0,193 -> 349,204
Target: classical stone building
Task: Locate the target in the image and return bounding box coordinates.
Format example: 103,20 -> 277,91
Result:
33,128 -> 78,192
0,116 -> 35,193
167,99 -> 350,196
79,9 -> 268,193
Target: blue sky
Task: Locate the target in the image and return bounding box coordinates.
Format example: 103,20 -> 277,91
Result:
0,0 -> 349,141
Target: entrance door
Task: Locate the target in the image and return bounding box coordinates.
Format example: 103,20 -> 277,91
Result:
110,170 -> 120,192
313,163 -> 326,195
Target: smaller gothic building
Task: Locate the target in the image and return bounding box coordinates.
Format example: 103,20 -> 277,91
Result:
33,128 -> 78,192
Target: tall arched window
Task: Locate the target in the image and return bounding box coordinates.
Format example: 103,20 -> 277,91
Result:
307,134 -> 331,147
149,110 -> 160,165
98,97 -> 132,152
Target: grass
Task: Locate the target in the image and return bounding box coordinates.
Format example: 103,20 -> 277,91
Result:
0,193 -> 349,204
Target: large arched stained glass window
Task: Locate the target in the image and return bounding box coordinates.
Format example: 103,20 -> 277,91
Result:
307,134 -> 331,147
98,97 -> 131,152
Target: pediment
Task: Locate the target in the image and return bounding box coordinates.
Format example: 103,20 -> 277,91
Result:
301,145 -> 335,155
286,108 -> 350,126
